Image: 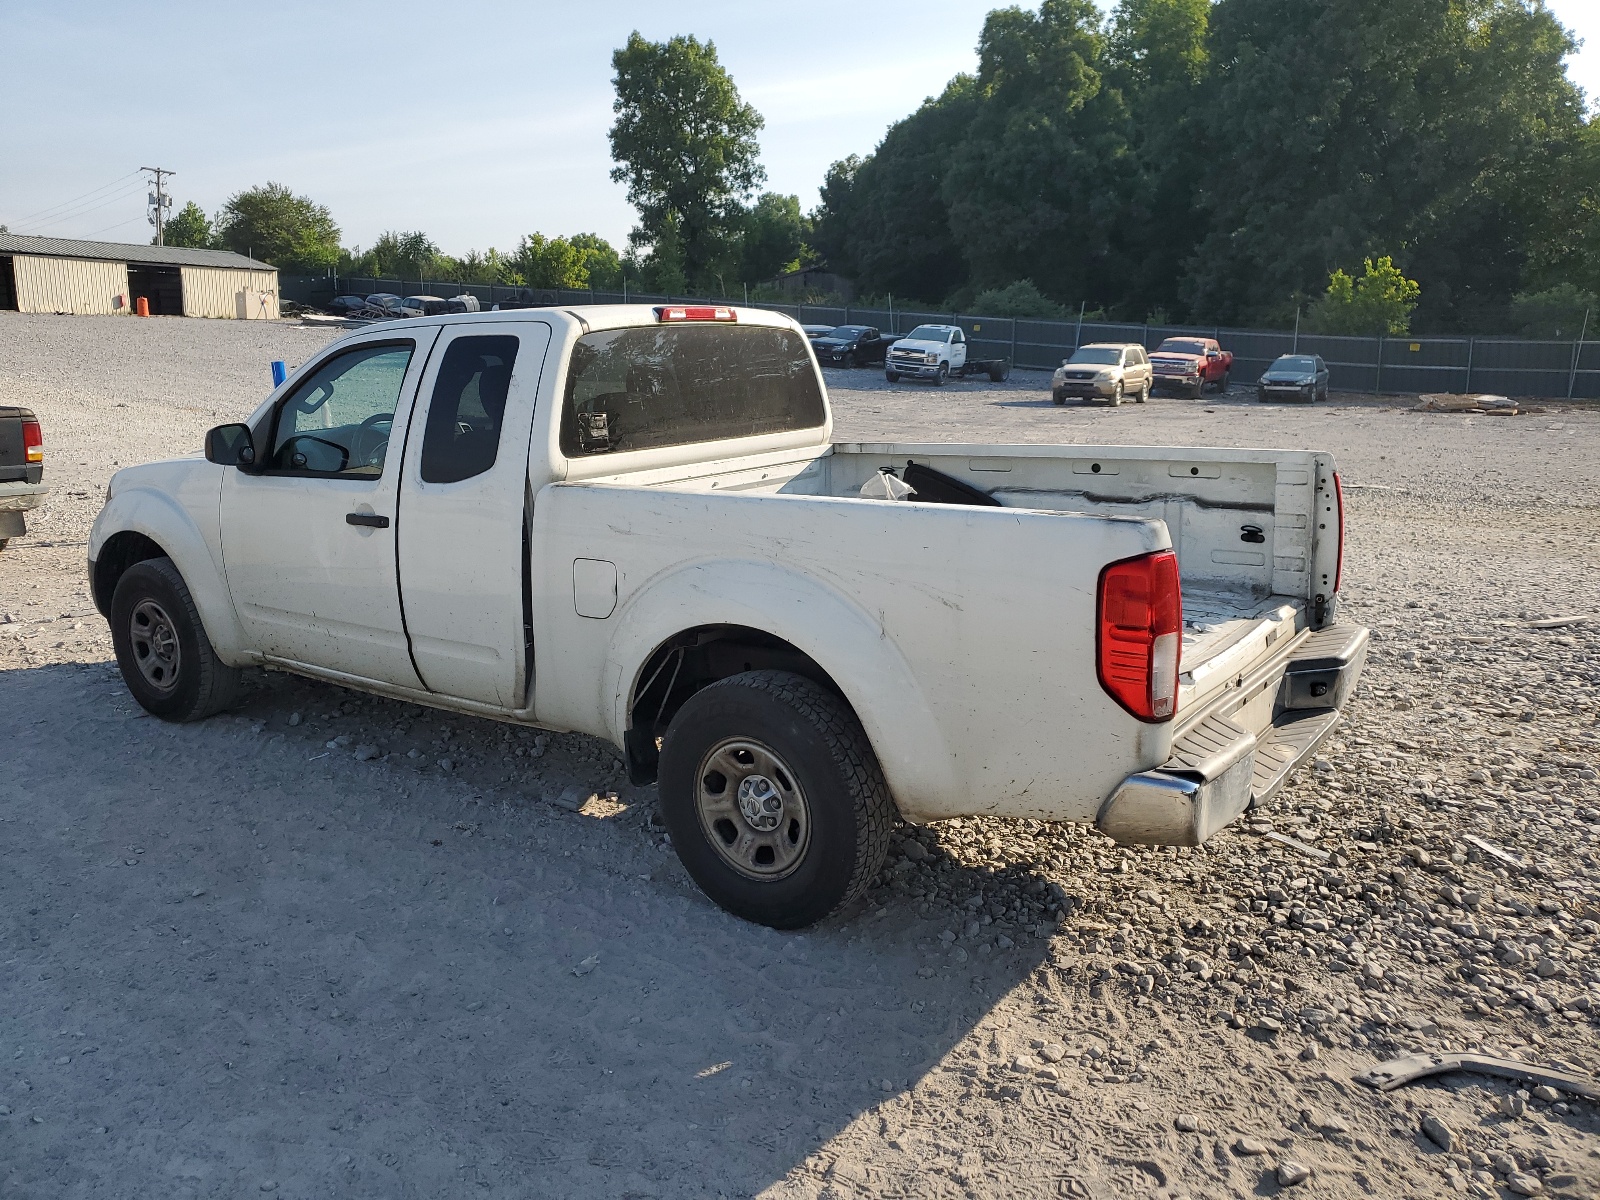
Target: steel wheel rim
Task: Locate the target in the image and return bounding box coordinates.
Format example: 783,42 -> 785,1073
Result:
129,598 -> 181,692
694,737 -> 811,880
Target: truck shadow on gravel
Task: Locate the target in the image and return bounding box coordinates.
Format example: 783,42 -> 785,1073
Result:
2,662 -> 1056,1199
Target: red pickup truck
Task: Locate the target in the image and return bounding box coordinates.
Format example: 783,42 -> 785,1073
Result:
1149,337 -> 1233,397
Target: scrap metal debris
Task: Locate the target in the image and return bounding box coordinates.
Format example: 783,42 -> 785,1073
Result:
1461,833 -> 1525,869
1355,1052 -> 1599,1099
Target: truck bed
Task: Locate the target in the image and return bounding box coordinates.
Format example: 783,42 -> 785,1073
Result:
582,440 -> 1333,715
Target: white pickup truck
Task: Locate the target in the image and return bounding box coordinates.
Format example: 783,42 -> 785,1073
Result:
89,304 -> 1367,928
884,323 -> 1010,385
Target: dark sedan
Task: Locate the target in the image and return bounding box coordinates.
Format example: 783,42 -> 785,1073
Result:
810,325 -> 901,367
326,295 -> 368,317
1257,354 -> 1329,402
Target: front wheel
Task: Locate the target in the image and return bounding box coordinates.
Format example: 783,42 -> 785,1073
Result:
1052,388 -> 1066,405
1109,380 -> 1124,406
111,557 -> 242,721
885,370 -> 900,383
841,351 -> 857,369
1215,370 -> 1231,393
657,671 -> 893,929
933,363 -> 949,386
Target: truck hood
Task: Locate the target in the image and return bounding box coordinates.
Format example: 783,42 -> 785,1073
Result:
104,453 -> 208,501
890,339 -> 947,355
1150,352 -> 1203,366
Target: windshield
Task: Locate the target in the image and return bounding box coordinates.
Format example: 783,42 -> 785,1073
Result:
824,326 -> 867,339
1271,356 -> 1317,373
905,325 -> 952,342
1156,339 -> 1207,356
561,324 -> 825,457
1069,348 -> 1121,365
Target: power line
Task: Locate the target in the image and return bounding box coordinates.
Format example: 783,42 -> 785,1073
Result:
82,214 -> 148,238
14,183 -> 146,235
5,171 -> 142,227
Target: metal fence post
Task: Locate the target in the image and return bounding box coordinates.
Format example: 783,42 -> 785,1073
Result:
1374,334 -> 1383,395
1465,337 -> 1474,394
1010,318 -> 1017,367
1568,308 -> 1590,400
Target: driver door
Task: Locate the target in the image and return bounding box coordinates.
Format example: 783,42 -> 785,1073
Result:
219,329 -> 439,685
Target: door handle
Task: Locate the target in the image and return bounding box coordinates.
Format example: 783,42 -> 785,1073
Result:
346,512 -> 390,528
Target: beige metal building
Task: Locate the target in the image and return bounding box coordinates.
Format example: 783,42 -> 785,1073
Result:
0,233 -> 278,319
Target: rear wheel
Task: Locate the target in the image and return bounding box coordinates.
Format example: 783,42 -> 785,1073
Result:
987,362 -> 1010,383
0,539 -> 8,553
111,557 -> 242,721
657,671 -> 893,929
1136,378 -> 1150,404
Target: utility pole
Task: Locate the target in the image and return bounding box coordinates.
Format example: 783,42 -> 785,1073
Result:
141,166 -> 175,245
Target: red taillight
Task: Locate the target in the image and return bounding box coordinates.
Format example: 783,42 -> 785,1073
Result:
655,305 -> 737,323
1333,471 -> 1344,593
1097,549 -> 1182,722
22,417 -> 42,464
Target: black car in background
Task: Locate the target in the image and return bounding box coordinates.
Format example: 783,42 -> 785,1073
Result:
801,324 -> 836,341
1257,354 -> 1330,402
326,295 -> 368,317
810,325 -> 901,367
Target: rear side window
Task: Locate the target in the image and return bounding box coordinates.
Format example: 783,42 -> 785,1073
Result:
420,335 -> 521,483
560,324 -> 825,457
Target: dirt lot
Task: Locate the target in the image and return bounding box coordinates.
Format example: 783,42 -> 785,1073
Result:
1,312 -> 1598,1200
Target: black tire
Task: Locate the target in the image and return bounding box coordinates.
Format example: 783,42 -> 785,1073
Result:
988,363 -> 1009,383
1109,380 -> 1123,407
1190,378 -> 1205,399
1257,388 -> 1269,403
657,670 -> 893,929
933,363 -> 949,387
1136,378 -> 1149,403
0,539 -> 8,553
1216,370 -> 1231,393
841,351 -> 857,369
1052,389 -> 1066,405
111,557 -> 243,722
885,370 -> 900,383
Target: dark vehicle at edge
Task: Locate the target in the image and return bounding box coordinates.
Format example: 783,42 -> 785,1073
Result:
326,295 -> 368,317
1258,354 -> 1330,402
801,324 -> 836,341
0,406 -> 47,552
810,325 -> 901,367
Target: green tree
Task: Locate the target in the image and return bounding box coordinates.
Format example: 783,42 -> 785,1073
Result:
942,0 -> 1134,305
969,280 -> 1067,317
1509,284 -> 1596,338
1306,257 -> 1420,335
512,232 -> 624,290
609,32 -> 766,293
739,192 -> 805,283
810,79 -> 980,304
346,231 -> 440,280
159,201 -> 213,249
1186,0 -> 1590,329
215,183 -> 341,273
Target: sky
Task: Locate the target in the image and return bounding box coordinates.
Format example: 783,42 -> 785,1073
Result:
2,1 -> 1597,258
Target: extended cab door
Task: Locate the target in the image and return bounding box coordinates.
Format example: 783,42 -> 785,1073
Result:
395,322 -> 552,707
219,329 -> 439,684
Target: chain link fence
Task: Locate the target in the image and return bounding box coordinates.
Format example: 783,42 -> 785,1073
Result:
278,276 -> 1600,400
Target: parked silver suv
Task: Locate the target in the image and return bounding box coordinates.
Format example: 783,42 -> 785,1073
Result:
1052,343 -> 1153,406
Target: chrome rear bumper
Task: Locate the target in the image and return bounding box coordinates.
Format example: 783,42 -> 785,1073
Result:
1096,624 -> 1369,846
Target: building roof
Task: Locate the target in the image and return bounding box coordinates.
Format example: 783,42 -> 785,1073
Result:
0,232 -> 275,272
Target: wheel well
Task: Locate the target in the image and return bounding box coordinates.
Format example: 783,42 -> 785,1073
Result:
92,532 -> 166,618
623,625 -> 841,785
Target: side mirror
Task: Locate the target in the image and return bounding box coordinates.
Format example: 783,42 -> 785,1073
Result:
205,423 -> 256,467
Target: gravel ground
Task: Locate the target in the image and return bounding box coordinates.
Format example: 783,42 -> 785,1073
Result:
1,312 -> 1598,1200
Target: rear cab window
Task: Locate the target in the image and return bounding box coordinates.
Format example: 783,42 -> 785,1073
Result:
560,323 -> 825,457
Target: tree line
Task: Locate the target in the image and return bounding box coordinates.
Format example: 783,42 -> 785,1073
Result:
161,5 -> 1600,336
813,0 -> 1600,336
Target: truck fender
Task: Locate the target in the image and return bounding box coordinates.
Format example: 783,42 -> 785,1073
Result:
90,485 -> 250,666
601,558 -> 958,821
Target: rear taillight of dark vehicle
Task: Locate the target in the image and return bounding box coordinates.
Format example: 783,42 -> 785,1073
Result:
1097,550 -> 1182,722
